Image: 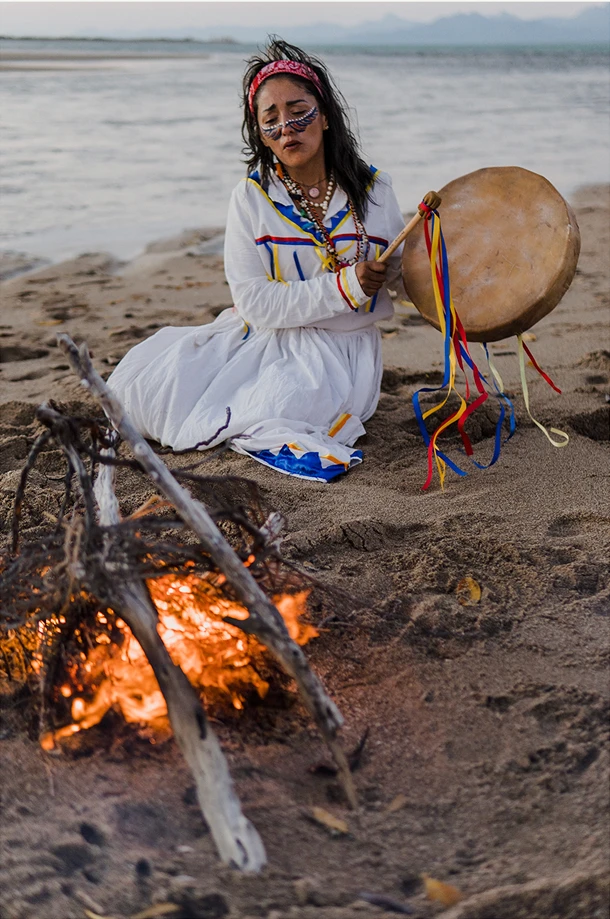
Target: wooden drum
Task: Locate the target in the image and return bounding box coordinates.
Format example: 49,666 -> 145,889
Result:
401,167 -> 581,342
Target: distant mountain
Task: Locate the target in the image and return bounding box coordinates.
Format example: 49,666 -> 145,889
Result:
268,5 -> 610,47
242,5 -> 610,47
345,5 -> 610,46
6,4 -> 609,46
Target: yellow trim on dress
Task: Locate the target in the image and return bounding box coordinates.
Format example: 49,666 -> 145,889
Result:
328,413 -> 351,438
272,244 -> 288,285
322,453 -> 349,468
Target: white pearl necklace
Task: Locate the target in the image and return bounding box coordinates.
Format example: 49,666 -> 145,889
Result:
284,171 -> 335,217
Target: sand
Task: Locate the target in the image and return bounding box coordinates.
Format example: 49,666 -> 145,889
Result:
0,187 -> 608,919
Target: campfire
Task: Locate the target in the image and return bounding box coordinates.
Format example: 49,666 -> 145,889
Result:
0,333 -> 355,872
39,576 -> 316,750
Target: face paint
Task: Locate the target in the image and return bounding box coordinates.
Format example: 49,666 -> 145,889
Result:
260,105 -> 319,142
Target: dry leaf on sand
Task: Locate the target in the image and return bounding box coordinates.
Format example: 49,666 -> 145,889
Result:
310,806 -> 349,835
386,794 -> 408,814
422,874 -> 463,906
522,332 -> 537,342
455,576 -> 482,606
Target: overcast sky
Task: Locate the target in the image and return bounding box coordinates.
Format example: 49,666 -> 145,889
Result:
0,2 -> 604,36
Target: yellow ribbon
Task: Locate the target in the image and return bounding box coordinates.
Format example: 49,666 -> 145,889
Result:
316,246 -> 336,273
423,215 -> 469,487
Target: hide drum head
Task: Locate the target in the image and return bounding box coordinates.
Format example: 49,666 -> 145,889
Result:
401,166 -> 581,342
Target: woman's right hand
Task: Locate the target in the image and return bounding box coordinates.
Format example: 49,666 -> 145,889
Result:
355,260 -> 387,297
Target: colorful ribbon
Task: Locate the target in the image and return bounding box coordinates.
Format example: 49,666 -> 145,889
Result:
411,205 -> 566,489
412,207 -> 507,489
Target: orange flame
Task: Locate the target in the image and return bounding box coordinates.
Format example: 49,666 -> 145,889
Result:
40,577 -> 316,750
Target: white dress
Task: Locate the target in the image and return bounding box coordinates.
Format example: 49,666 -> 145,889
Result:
108,167 -> 406,481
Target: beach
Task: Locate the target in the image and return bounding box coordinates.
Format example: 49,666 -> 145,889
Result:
0,181 -> 608,918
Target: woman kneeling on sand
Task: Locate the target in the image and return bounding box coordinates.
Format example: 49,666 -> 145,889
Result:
109,39 -> 407,482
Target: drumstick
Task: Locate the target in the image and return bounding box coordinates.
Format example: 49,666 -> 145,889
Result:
377,191 -> 442,264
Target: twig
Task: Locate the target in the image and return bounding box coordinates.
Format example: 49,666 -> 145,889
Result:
12,429 -> 52,553
357,892 -> 414,915
36,405 -> 96,534
57,332 -> 357,808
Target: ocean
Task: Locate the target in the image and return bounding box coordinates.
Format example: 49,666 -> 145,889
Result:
1,40 -> 609,263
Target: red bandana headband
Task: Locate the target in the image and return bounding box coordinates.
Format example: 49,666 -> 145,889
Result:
248,61 -> 324,113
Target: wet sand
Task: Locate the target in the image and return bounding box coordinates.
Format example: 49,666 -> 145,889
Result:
0,186 -> 608,919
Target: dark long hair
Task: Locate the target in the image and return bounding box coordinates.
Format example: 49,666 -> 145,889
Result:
241,38 -> 373,221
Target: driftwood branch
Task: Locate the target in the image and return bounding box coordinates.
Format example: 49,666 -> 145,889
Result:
58,333 -> 356,808
93,449 -> 266,871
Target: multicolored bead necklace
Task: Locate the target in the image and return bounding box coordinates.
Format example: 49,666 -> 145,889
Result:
277,163 -> 370,271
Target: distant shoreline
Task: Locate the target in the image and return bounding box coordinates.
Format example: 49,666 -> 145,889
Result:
0,50 -> 211,63
1,36 -> 608,51
0,35 -> 239,45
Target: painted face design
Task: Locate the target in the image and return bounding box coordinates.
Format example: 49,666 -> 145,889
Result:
260,105 -> 319,142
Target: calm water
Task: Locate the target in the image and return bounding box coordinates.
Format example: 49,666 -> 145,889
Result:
1,41 -> 609,262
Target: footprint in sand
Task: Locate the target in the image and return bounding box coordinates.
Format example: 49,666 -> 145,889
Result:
381,366 -> 445,393
567,406 -> 610,442
0,345 -> 49,363
547,513 -> 610,537
577,349 -> 610,371
7,368 -> 48,383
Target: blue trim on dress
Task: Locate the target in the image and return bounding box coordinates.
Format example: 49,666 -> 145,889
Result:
263,241 -> 275,278
246,445 -> 363,482
293,251 -> 305,280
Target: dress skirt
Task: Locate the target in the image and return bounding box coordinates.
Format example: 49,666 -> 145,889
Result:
108,307 -> 382,481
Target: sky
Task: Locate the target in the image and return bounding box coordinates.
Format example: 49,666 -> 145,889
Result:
0,1 -> 604,36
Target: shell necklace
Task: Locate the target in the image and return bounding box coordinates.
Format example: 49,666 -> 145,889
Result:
282,169 -> 335,216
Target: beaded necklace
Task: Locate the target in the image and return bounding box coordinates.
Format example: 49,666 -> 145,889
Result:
276,164 -> 370,271
288,172 -> 335,214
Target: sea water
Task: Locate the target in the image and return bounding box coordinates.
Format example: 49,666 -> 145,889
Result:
1,40 -> 608,262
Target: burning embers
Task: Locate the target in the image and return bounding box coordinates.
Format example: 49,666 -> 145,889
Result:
40,575 -> 317,750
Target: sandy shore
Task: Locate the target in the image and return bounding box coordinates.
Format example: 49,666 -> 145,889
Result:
0,187 -> 608,919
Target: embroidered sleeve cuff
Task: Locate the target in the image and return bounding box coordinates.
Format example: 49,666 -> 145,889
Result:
336,265 -> 370,311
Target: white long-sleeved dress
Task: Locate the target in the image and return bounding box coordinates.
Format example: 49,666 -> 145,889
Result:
108,167 -> 406,481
